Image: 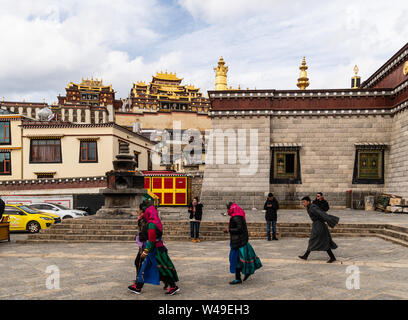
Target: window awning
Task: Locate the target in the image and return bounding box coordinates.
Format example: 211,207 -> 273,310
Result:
354,143 -> 388,149
271,143 -> 302,150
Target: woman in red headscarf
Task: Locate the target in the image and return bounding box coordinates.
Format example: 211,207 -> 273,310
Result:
224,202 -> 262,285
128,200 -> 180,295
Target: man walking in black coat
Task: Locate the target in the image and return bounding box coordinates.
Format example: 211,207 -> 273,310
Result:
264,193 -> 279,241
298,196 -> 339,263
312,192 -> 330,212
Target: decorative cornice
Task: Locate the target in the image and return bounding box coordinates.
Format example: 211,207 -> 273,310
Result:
362,44 -> 408,89
210,108 -> 392,117
0,176 -> 105,186
209,89 -> 391,100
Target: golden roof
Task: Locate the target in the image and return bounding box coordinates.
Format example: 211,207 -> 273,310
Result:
153,71 -> 182,81
67,77 -> 113,92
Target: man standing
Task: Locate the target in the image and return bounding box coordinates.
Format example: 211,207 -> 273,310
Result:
312,192 -> 330,212
298,196 -> 339,263
263,193 -> 279,241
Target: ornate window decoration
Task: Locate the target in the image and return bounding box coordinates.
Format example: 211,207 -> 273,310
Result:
352,143 -> 387,184
270,144 -> 302,184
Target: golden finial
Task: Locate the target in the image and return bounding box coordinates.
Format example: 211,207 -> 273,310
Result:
354,65 -> 359,76
238,84 -> 241,90
297,56 -> 310,90
214,56 -> 228,90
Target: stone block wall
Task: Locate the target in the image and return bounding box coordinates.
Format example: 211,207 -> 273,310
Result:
200,115 -> 271,210
385,108 -> 408,197
270,115 -> 392,207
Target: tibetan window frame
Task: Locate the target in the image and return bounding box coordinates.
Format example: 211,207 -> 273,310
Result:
352,144 -> 386,185
79,140 -> 98,163
270,146 -> 302,184
0,121 -> 11,145
30,139 -> 62,164
0,151 -> 11,175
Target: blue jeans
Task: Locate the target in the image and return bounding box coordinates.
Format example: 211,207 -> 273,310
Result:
266,220 -> 277,238
190,221 -> 200,239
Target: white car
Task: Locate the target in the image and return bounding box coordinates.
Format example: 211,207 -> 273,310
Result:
28,203 -> 86,219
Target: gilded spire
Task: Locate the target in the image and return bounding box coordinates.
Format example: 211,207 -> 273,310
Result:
297,57 -> 310,90
214,56 -> 228,91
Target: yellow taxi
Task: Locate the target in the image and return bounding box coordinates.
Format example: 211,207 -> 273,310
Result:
3,204 -> 61,233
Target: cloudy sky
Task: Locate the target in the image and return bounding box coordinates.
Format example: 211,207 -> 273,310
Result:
0,0 -> 407,103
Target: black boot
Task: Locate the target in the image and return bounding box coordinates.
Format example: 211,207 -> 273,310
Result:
230,268 -> 243,285
298,250 -> 310,260
272,234 -> 278,240
327,249 -> 336,263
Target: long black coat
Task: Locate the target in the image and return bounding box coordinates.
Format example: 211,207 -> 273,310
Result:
264,198 -> 279,221
312,199 -> 330,212
229,216 -> 249,250
0,198 -> 4,220
306,204 -> 339,251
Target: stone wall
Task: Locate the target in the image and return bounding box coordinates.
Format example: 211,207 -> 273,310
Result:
270,115 -> 392,207
200,115 -> 270,210
385,108 -> 408,197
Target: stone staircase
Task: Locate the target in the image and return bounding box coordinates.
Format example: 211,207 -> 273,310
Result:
20,218 -> 408,247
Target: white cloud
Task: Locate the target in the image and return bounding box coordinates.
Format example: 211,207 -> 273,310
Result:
0,0 -> 407,103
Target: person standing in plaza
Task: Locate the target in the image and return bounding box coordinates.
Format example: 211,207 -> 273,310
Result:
188,197 -> 203,243
263,193 -> 279,241
312,192 -> 330,212
224,202 -> 262,285
128,200 -> 180,295
298,196 -> 339,263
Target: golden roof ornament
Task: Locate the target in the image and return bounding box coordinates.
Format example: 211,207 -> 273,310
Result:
297,57 -> 310,90
214,56 -> 228,91
351,65 -> 361,89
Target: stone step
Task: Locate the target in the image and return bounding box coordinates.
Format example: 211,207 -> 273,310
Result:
375,234 -> 408,248
379,228 -> 408,242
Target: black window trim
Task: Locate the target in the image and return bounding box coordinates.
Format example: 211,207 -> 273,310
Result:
270,147 -> 302,184
352,148 -> 385,185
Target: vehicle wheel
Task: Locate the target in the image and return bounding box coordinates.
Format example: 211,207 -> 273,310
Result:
63,215 -> 73,219
27,221 -> 41,233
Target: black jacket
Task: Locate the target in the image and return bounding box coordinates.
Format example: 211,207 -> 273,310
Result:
229,215 -> 249,250
188,203 -> 203,221
312,199 -> 330,212
264,198 -> 279,220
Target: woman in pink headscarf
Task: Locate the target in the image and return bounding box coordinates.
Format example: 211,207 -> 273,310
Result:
224,202 -> 262,285
128,200 -> 180,296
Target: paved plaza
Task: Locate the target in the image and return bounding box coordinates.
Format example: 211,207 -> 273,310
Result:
1,234 -> 408,300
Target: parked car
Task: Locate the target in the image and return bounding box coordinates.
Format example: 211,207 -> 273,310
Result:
3,204 -> 61,233
28,203 -> 87,219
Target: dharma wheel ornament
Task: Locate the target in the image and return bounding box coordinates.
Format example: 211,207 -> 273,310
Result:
297,57 -> 310,90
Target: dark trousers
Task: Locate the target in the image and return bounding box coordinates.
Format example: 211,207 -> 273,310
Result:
266,220 -> 277,238
190,221 -> 200,239
303,249 -> 336,260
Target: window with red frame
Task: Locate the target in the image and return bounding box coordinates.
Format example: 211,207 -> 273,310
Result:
0,121 -> 10,144
0,152 -> 11,175
80,141 -> 98,162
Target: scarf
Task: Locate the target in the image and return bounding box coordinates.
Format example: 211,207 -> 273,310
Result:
142,205 -> 163,233
227,203 -> 246,221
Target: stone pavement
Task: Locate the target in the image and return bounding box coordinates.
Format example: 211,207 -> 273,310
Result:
1,237 -> 408,300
